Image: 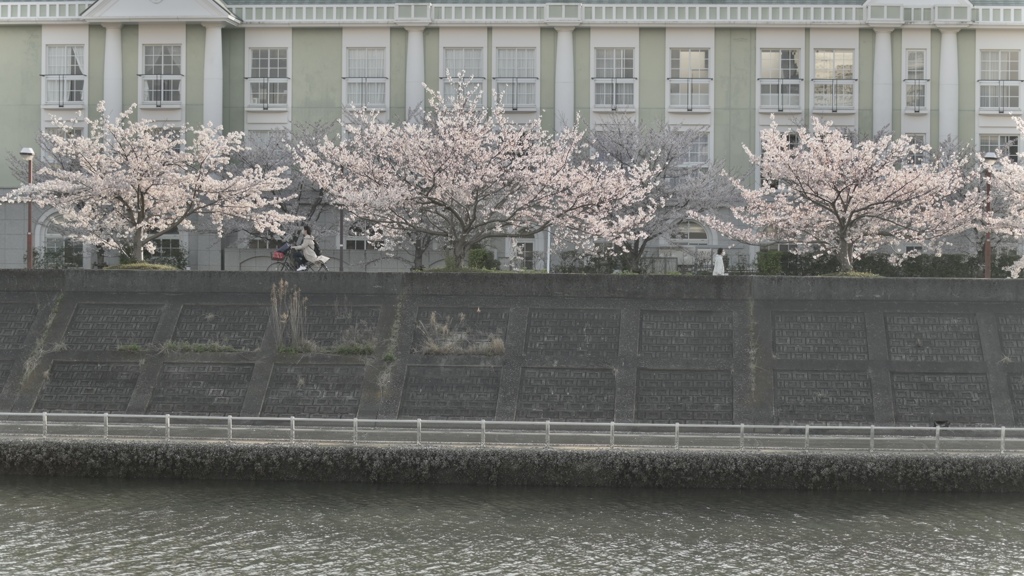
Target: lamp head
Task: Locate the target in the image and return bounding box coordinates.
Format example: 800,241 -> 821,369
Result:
984,151 -> 998,166
19,147 -> 34,161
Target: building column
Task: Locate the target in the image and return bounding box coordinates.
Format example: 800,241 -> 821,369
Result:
554,27 -> 576,131
102,23 -> 123,116
939,28 -> 960,140
405,26 -> 425,118
203,23 -> 224,129
872,27 -> 893,134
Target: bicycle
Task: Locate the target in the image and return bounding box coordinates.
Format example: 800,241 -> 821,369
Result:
266,245 -> 330,272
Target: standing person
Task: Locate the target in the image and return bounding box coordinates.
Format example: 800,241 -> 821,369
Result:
294,225 -> 317,271
712,248 -> 727,276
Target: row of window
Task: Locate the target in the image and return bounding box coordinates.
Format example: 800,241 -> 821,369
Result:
41,43 -> 1023,114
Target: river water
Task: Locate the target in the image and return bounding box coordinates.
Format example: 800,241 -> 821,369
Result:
1,476 -> 1023,575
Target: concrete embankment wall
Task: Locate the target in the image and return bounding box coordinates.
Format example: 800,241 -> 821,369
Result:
1,271 -> 1023,427
3,439 -> 1024,492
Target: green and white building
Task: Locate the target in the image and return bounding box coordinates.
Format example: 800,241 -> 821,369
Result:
0,0 -> 1020,270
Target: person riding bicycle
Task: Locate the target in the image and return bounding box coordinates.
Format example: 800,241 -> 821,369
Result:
293,225 -> 317,271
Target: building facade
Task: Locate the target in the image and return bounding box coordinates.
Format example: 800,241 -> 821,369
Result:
0,0 -> 1020,271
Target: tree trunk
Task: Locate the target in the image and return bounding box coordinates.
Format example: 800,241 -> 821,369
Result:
837,238 -> 854,272
132,229 -> 145,262
622,250 -> 643,274
449,240 -> 470,269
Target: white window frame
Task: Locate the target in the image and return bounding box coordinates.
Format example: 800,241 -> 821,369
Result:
345,225 -> 380,251
671,220 -> 710,245
669,48 -> 711,112
140,44 -> 182,108
682,130 -> 710,166
44,45 -> 86,109
812,49 -> 855,113
593,47 -> 636,111
512,239 -> 536,271
493,47 -> 537,112
979,49 -> 1021,114
980,134 -> 1019,163
759,49 -> 801,112
442,47 -> 485,103
904,49 -> 929,113
345,47 -> 388,110
147,228 -> 187,267
247,47 -> 289,111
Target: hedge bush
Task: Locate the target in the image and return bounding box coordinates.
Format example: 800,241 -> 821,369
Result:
2,439 -> 1023,492
753,250 -> 1013,278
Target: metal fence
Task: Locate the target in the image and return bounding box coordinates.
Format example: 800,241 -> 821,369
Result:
2,412 -> 1024,453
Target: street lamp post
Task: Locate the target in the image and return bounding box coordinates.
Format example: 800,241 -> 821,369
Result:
983,152 -> 999,279
19,147 -> 34,270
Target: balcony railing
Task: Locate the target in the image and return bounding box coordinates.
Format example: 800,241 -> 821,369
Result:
43,73 -> 86,108
668,77 -> 712,112
978,79 -> 1023,114
811,78 -> 856,113
758,77 -> 802,112
593,77 -> 637,111
904,78 -> 930,113
493,77 -> 538,111
344,77 -> 388,110
139,74 -> 183,108
247,77 -> 290,111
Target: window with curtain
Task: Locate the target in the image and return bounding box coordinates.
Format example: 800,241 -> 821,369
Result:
142,45 -> 182,106
980,50 -> 1020,112
759,49 -> 801,110
442,47 -> 485,102
45,45 -> 85,107
812,49 -> 855,111
249,48 -> 289,109
494,48 -> 537,110
594,47 -> 635,110
345,48 -> 387,109
669,48 -> 710,110
905,49 -> 927,111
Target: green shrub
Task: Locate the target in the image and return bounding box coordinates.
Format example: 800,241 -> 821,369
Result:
467,247 -> 500,270
899,254 -> 980,278
853,254 -> 899,276
756,250 -> 782,275
106,263 -> 178,271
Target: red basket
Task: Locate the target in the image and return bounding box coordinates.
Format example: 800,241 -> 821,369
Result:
271,251 -> 285,261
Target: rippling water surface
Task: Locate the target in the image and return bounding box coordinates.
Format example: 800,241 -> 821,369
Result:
1,476 -> 1023,575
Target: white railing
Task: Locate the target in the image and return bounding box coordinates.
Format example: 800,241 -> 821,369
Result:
2,412 -> 1023,454
0,2 -> 1012,28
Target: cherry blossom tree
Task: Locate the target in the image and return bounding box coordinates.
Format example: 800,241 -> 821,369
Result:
985,116 -> 1024,277
294,80 -> 655,267
703,117 -> 978,272
587,116 -> 738,272
1,103 -> 296,262
229,121 -> 336,245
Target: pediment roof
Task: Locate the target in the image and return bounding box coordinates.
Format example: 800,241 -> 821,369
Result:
82,0 -> 240,24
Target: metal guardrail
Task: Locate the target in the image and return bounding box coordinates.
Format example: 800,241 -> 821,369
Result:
2,413 -> 1024,454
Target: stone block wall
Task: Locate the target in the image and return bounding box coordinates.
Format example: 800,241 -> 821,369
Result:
0,270 -> 1022,426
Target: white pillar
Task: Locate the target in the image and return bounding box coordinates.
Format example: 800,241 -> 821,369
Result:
872,28 -> 893,134
405,26 -> 425,118
102,24 -> 122,116
203,23 -> 224,129
554,27 -> 575,131
939,28 -> 960,140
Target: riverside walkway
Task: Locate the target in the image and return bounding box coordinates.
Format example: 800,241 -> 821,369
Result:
2,412 -> 1023,454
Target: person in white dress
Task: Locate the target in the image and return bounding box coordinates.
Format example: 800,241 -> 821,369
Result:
294,225 -> 316,271
713,248 -> 727,276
